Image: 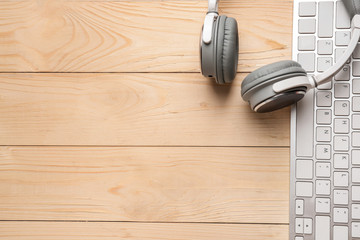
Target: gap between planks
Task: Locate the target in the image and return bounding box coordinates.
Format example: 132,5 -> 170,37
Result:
0,220 -> 289,225
0,221 -> 289,240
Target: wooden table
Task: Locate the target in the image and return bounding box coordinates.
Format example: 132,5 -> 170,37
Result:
0,0 -> 293,239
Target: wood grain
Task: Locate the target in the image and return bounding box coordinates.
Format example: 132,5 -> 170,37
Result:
0,0 -> 292,72
0,73 -> 290,146
0,0 -> 294,237
0,222 -> 289,240
0,146 -> 289,223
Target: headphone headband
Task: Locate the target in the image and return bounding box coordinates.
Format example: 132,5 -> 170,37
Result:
273,14 -> 360,93
208,0 -> 218,13
314,14 -> 360,85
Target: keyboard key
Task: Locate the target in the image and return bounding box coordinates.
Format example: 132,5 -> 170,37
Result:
353,97 -> 360,111
353,61 -> 360,76
299,2 -> 316,17
295,237 -> 303,240
353,79 -> 360,93
352,150 -> 360,165
304,218 -> 312,234
296,218 -> 304,234
353,223 -> 360,237
316,91 -> 331,106
316,145 -> 331,159
318,40 -> 333,54
334,65 -> 350,81
352,186 -> 360,201
316,162 -> 331,177
334,154 -> 349,169
318,2 -> 334,37
316,198 -> 330,213
298,53 -> 315,72
334,207 -> 348,223
352,132 -> 360,147
334,83 -> 350,98
336,1 -> 351,29
299,19 -> 316,33
315,216 -> 330,240
334,226 -> 348,240
316,180 -> 331,195
353,168 -> 360,183
296,159 -> 313,179
334,135 -> 349,151
335,49 -> 345,63
334,100 -> 349,115
335,31 -> 351,46
298,36 -> 315,51
353,115 -> 360,129
317,109 -> 331,124
296,218 -> 312,235
296,199 -> 304,215
317,81 -> 332,90
335,48 -> 351,65
296,182 -> 313,197
334,118 -> 349,133
317,57 -> 332,72
335,48 -> 350,64
334,171 -> 349,187
296,90 -> 314,157
354,44 -> 360,59
316,127 -> 331,142
353,204 -> 360,219
334,189 -> 349,205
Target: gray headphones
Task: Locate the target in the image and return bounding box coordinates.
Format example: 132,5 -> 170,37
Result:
200,0 -> 239,85
241,0 -> 360,113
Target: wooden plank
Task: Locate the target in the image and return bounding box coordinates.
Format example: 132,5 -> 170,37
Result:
0,146 -> 289,223
0,222 -> 289,240
0,0 -> 292,72
0,73 -> 290,146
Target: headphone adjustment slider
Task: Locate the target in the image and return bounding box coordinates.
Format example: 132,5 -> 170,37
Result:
272,75 -> 316,93
202,12 -> 218,44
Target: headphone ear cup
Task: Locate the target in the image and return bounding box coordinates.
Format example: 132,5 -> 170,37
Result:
215,16 -> 239,84
241,60 -> 308,112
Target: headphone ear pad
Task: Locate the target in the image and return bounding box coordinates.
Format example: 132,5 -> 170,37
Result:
241,60 -> 308,112
215,16 -> 239,84
241,60 -> 306,95
343,0 -> 360,18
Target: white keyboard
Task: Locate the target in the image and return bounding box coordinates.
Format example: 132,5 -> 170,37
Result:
291,0 -> 360,239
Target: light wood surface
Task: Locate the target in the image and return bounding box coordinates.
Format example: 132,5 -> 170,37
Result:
0,146 -> 289,223
0,0 -> 292,72
0,73 -> 289,146
0,222 -> 288,240
0,0 -> 293,239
